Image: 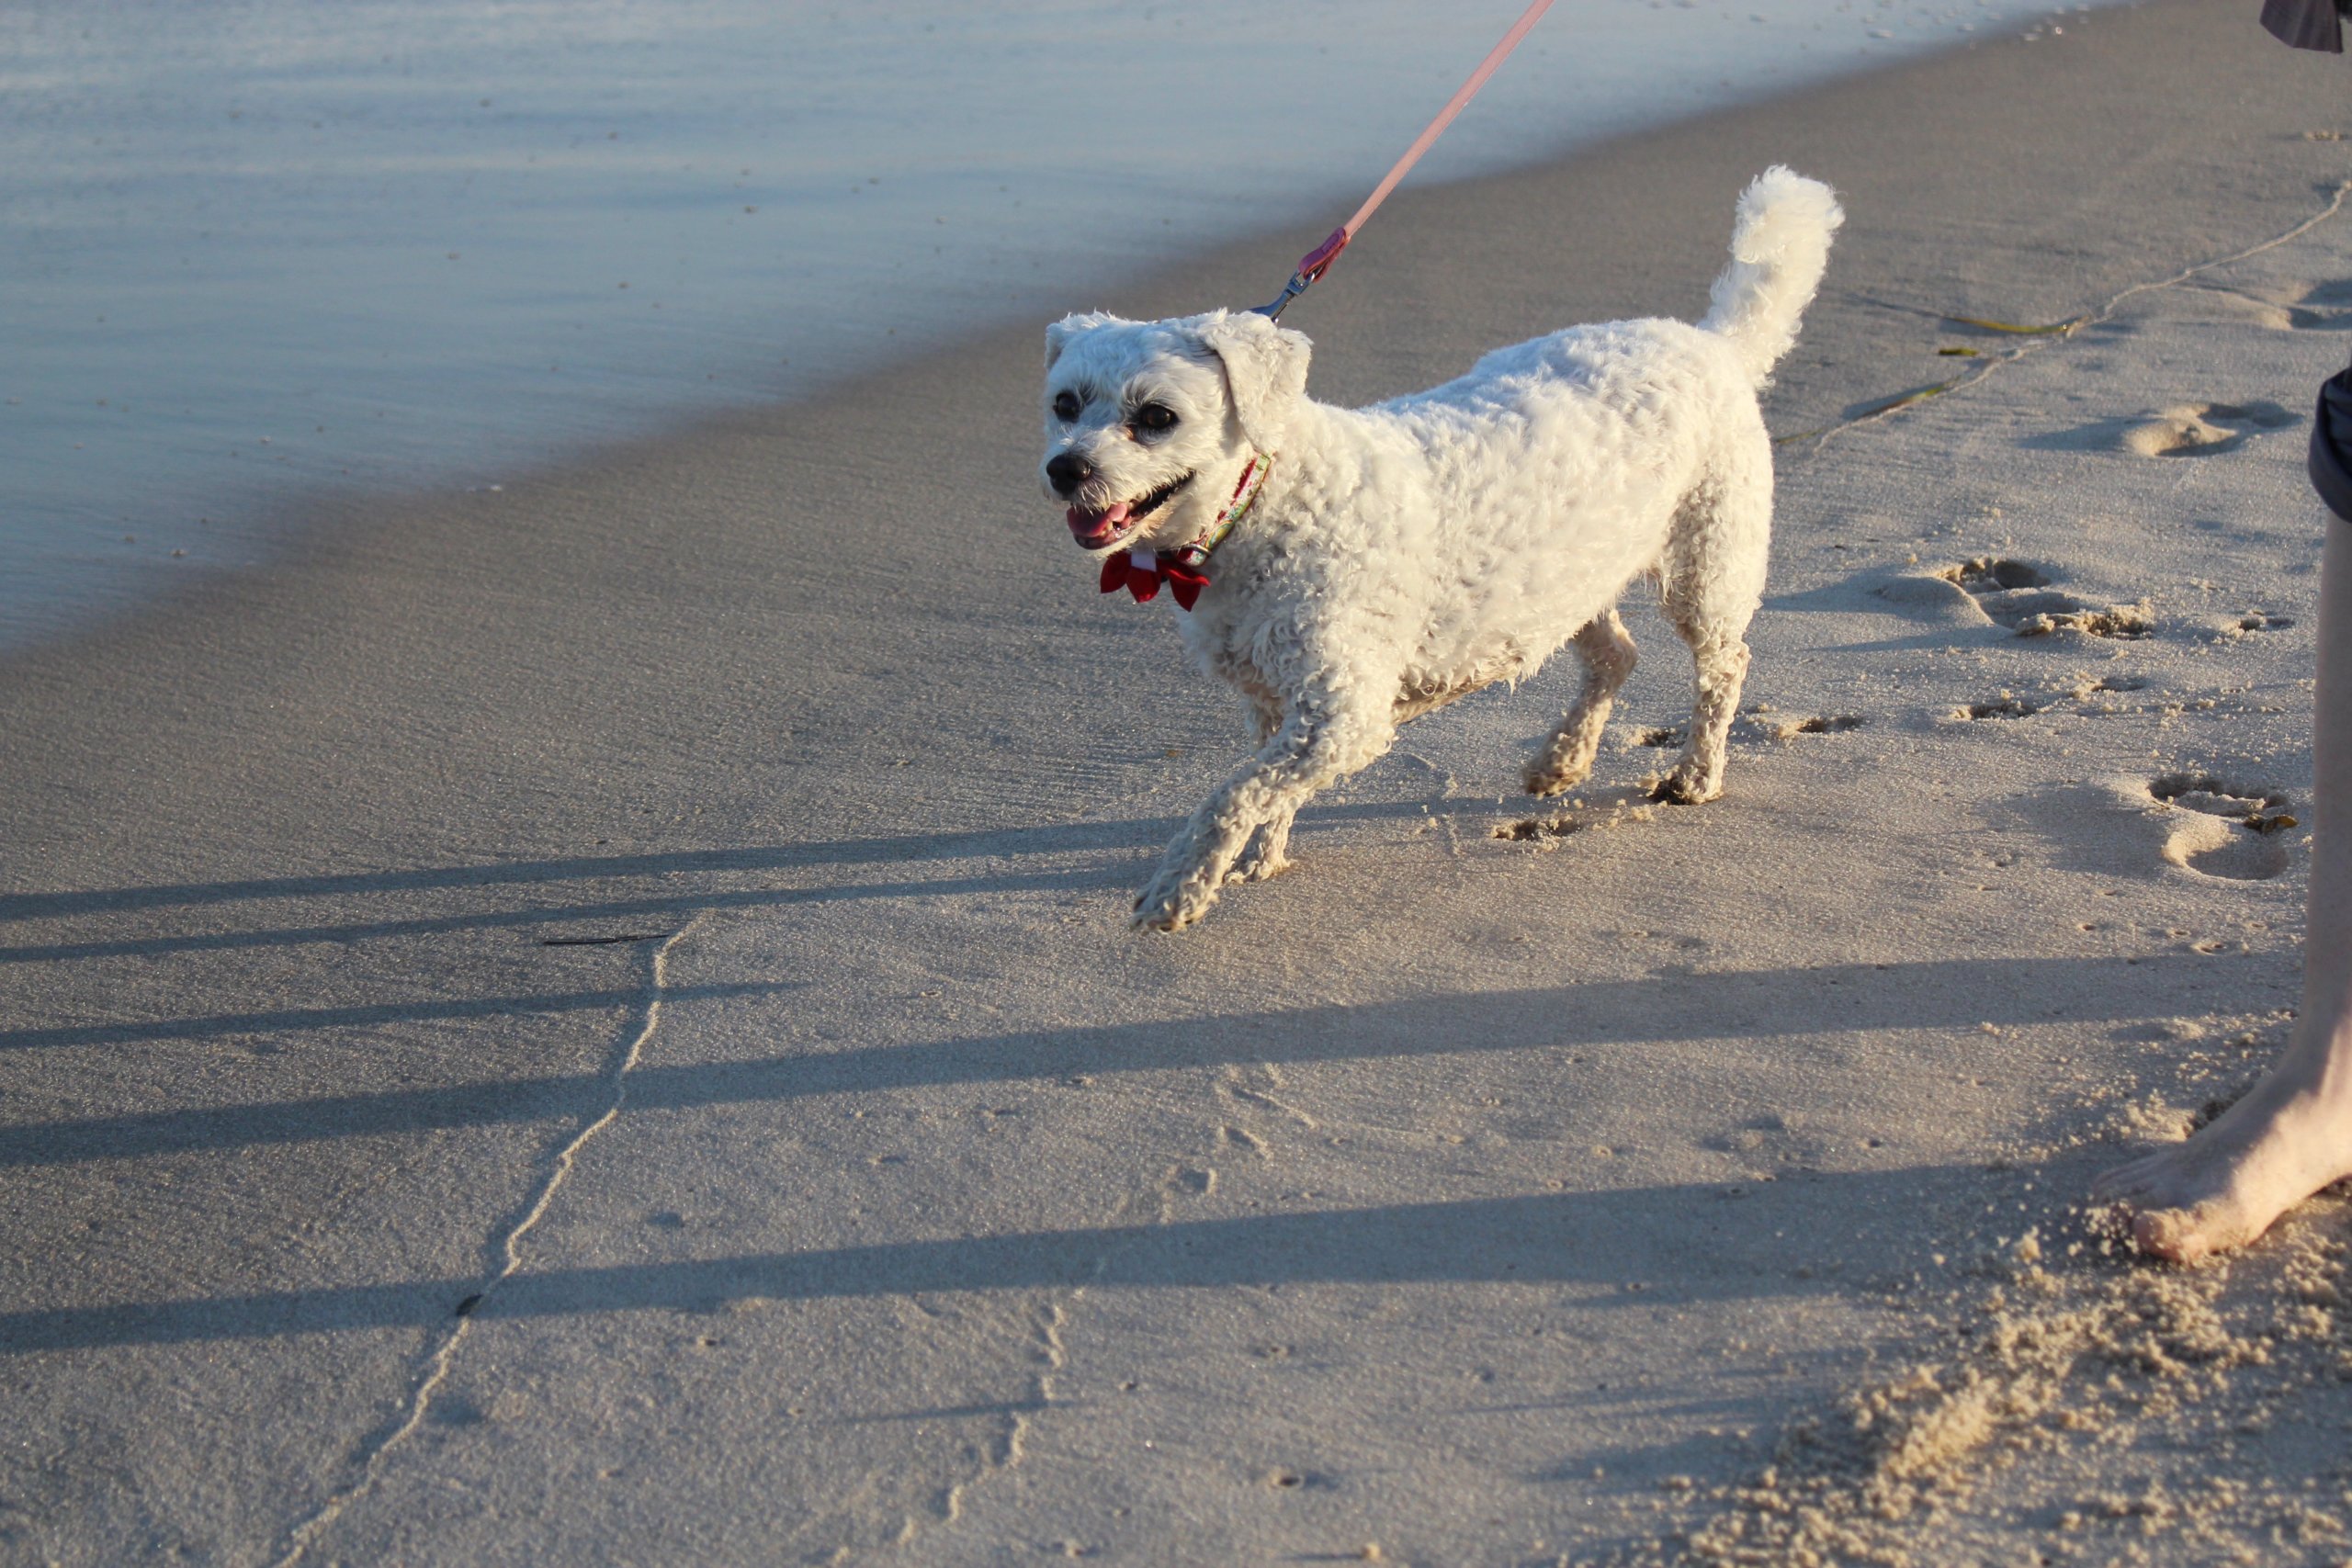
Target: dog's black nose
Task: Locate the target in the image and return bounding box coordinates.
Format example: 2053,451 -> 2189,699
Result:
1046,452 -> 1093,497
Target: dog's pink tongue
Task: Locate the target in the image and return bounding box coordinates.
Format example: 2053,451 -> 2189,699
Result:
1068,500 -> 1130,546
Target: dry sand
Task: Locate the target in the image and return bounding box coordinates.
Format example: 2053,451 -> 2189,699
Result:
5,3 -> 2352,1563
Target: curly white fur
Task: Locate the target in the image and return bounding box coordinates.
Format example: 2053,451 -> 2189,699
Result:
1039,168 -> 1843,931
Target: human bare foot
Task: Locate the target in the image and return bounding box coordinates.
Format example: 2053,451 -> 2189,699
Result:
2092,1021 -> 2352,1263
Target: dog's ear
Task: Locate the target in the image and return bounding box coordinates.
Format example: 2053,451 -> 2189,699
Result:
1045,311 -> 1121,369
1191,310 -> 1311,453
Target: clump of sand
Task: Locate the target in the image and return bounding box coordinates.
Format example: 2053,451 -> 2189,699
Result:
2011,602 -> 2155,640
1492,796 -> 1657,844
1628,1208 -> 2350,1567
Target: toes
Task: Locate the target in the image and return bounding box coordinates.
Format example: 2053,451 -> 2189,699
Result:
2082,1190 -> 2229,1266
1129,895 -> 1183,932
1130,878 -> 1176,927
2132,1207 -> 2216,1267
1130,876 -> 1214,931
2088,1157 -> 2158,1202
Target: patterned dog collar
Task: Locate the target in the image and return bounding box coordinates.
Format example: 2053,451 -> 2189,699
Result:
1168,452 -> 1274,570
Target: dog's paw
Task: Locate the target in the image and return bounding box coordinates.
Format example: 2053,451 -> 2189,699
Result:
1523,760 -> 1588,798
1131,870 -> 1219,932
1224,849 -> 1293,886
1649,767 -> 1724,807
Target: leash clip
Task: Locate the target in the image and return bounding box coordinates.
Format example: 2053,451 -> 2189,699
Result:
1251,272 -> 1312,321
1250,227 -> 1350,321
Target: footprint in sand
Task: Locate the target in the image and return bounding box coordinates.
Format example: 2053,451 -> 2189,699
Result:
1925,557 -> 2154,640
2152,773 -> 2297,831
1961,674 -> 2161,722
2149,773 -> 2297,881
1702,1112 -> 1834,1178
1769,713 -> 1864,739
1995,776 -> 2297,884
2067,673 -> 2149,715
2219,608 -> 2295,638
2176,278 -> 2352,331
2281,277 -> 2352,330
1493,791 -> 1660,843
1957,694 -> 2041,721
2212,276 -> 2352,332
2121,400 -> 2295,458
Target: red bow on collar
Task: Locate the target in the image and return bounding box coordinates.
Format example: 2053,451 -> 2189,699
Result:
1101,549 -> 1211,611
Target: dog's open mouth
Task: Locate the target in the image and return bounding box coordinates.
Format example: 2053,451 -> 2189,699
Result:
1067,471 -> 1193,549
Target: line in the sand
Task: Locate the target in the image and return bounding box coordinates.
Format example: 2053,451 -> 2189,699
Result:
1775,177 -> 2352,451
265,919 -> 701,1567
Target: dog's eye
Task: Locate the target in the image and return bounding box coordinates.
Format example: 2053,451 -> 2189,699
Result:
1051,390 -> 1081,422
1132,403 -> 1179,434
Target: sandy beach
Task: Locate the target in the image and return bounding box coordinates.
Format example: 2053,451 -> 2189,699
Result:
6,3 -> 2352,1562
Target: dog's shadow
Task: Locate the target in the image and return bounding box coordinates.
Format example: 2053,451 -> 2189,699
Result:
0,801 -> 1456,965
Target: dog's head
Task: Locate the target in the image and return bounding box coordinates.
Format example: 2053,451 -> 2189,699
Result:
1039,308 -> 1310,556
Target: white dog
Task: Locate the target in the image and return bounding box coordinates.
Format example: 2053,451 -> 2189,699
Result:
1040,168 -> 1842,931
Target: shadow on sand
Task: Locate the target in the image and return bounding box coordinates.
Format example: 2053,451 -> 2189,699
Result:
0,803 -> 1445,964
1,1168 -> 1971,1354
0,952 -> 2229,1171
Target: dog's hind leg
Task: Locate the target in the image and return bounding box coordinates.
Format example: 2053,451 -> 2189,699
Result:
1655,628 -> 1748,806
1655,458 -> 1770,806
1524,609 -> 1638,796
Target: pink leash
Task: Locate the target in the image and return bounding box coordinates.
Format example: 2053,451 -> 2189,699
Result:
1252,0 -> 1557,320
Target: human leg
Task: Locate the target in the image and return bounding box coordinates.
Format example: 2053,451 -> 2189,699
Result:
2092,525 -> 2352,1261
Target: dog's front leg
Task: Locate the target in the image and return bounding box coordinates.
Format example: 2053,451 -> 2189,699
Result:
1133,693 -> 1392,932
1227,694 -> 1296,884
1228,804 -> 1296,885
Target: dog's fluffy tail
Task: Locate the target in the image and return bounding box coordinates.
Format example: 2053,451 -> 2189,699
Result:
1698,166 -> 1843,385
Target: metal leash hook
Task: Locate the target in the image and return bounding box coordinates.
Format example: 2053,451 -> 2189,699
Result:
1240,0 -> 1554,321
1251,227 -> 1351,321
